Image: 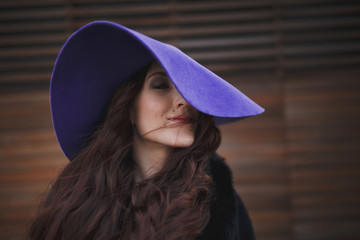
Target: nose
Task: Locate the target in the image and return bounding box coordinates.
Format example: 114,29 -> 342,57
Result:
173,88 -> 189,110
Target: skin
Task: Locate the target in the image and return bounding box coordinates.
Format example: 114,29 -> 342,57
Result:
132,61 -> 199,180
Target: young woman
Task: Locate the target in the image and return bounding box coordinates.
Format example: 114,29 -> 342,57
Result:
29,21 -> 264,240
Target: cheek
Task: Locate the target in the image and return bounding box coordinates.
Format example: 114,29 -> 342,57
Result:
134,93 -> 169,133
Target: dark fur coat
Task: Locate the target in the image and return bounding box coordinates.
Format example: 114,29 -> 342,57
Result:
196,154 -> 256,240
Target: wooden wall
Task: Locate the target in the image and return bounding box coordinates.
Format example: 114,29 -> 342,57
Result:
1,0 -> 360,239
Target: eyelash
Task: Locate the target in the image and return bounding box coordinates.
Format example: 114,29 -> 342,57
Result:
151,81 -> 170,90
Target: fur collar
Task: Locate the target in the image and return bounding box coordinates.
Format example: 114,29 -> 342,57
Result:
196,153 -> 256,240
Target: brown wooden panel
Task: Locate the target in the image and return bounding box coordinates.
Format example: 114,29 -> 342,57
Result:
1,0 -> 360,240
285,69 -> 360,240
0,88 -> 67,240
218,73 -> 292,240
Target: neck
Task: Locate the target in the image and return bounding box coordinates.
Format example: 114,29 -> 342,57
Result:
132,133 -> 172,181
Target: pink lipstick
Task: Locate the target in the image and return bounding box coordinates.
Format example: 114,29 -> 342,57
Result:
168,115 -> 193,124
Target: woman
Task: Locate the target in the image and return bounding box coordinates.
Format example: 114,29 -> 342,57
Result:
29,21 -> 264,240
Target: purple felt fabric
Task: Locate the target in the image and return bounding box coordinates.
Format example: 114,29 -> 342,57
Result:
50,21 -> 264,160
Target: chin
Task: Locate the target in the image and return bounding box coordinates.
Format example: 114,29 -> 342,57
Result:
166,128 -> 195,148
155,133 -> 194,148
140,126 -> 196,148
170,138 -> 194,148
151,131 -> 195,148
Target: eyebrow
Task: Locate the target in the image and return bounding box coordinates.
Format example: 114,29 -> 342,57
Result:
147,71 -> 168,79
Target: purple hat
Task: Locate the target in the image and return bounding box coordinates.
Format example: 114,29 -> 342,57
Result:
50,21 -> 264,160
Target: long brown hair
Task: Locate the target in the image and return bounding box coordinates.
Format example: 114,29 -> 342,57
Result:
29,64 -> 221,240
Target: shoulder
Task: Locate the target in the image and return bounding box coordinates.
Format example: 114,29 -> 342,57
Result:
197,153 -> 256,240
208,153 -> 233,182
207,153 -> 235,203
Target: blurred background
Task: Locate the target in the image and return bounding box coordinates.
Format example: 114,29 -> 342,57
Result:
1,0 -> 360,239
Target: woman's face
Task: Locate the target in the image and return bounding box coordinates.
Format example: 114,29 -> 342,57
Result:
133,62 -> 199,148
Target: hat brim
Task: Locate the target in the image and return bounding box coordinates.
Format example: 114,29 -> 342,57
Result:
50,21 -> 264,160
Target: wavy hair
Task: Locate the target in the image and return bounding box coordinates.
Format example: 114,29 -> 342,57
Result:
29,64 -> 221,240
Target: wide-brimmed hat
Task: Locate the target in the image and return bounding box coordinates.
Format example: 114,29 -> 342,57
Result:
50,21 -> 264,160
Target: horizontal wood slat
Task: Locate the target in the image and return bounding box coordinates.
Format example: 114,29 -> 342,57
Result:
0,0 -> 64,8
0,22 -> 67,34
0,47 -> 60,59
0,8 -> 66,21
0,33 -> 68,47
73,4 -> 167,15
0,72 -> 52,83
0,60 -> 54,72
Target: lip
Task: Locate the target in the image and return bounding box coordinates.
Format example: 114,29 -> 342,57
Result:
168,115 -> 193,124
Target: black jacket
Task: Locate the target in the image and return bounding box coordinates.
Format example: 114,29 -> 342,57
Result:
197,154 -> 256,240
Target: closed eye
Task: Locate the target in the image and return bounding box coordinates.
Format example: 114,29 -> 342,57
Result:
151,82 -> 170,89
147,71 -> 172,90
